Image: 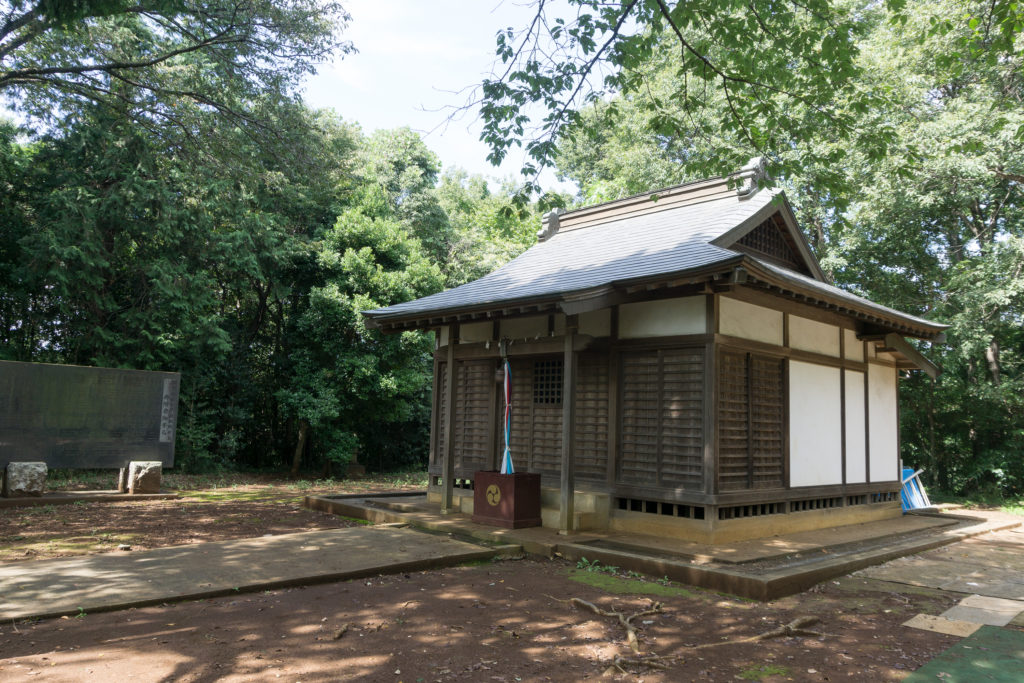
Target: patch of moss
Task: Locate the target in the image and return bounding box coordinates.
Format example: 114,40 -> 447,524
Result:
0,533 -> 140,560
737,664 -> 789,680
567,569 -> 697,598
340,516 -> 372,525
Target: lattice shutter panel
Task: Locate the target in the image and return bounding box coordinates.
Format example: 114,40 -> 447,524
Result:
574,353 -> 609,480
529,358 -> 563,474
717,350 -> 750,491
433,361 -> 447,468
506,357 -> 562,476
620,349 -> 705,488
717,351 -> 786,491
750,356 -> 785,488
507,358 -> 533,469
620,351 -> 660,485
453,360 -> 492,475
659,349 -> 704,489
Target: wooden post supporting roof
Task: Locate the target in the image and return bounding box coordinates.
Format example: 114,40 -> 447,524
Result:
440,324 -> 459,514
559,315 -> 578,534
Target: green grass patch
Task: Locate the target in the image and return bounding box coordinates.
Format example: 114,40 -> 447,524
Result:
341,516 -> 372,525
737,664 -> 789,680
567,569 -> 697,598
178,489 -> 298,503
1002,502 -> 1024,516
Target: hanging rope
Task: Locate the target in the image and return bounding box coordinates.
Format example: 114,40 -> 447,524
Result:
500,346 -> 515,474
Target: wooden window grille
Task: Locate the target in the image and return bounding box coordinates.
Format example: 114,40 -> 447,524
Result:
734,215 -> 809,274
508,357 -> 562,475
847,494 -> 868,506
435,359 -> 492,477
870,491 -> 898,503
533,359 -> 563,404
619,348 -> 704,490
718,351 -> 785,491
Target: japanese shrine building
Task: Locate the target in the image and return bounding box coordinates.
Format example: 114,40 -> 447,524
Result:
364,163 -> 947,543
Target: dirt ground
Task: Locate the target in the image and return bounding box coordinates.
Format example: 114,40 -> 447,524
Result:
0,474 -> 993,681
0,557 -> 962,682
0,473 -> 423,562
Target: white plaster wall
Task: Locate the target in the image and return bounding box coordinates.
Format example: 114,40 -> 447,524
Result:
719,297 -> 784,346
459,321 -> 493,343
843,328 -> 864,362
789,316 -> 840,357
500,315 -> 549,340
789,361 -> 844,487
579,308 -> 612,337
844,370 -> 867,484
618,297 -> 705,339
868,363 -> 899,482
438,326 -> 449,347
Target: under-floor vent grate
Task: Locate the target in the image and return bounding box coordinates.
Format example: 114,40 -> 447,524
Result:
790,497 -> 843,512
718,502 -> 785,520
616,497 -> 705,520
431,476 -> 474,490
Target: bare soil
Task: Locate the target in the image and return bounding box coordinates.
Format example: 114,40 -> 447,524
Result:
0,473 -> 423,562
0,475 -> 981,681
0,557 -> 961,682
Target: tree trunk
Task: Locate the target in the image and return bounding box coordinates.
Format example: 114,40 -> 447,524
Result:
985,338 -> 1001,386
291,419 -> 309,477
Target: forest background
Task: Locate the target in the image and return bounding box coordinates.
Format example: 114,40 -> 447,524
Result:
0,0 -> 1021,497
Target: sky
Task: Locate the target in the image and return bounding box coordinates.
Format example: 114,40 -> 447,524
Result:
301,0 -> 573,191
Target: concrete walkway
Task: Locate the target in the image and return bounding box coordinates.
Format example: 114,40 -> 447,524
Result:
306,493 -> 1022,600
0,526 -> 499,622
859,523 -> 1024,599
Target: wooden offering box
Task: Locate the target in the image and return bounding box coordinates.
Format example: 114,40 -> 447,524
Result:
471,471 -> 541,529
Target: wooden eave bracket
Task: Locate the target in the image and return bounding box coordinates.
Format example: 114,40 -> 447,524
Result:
872,333 -> 941,378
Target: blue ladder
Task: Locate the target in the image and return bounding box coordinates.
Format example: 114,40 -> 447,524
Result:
901,467 -> 932,511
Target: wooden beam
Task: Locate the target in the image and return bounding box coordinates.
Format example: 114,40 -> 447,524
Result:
440,324 -> 459,514
883,333 -> 941,378
559,315 -> 579,534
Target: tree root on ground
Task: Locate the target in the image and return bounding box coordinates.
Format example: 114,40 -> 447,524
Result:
694,615 -> 828,648
567,597 -> 662,654
550,593 -> 829,676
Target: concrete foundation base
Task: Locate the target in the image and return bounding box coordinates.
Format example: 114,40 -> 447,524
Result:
428,483 -> 900,543
308,492 -> 1021,601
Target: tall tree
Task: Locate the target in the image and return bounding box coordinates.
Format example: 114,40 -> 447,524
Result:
0,0 -> 350,147
552,0 -> 1024,495
478,0 -> 875,193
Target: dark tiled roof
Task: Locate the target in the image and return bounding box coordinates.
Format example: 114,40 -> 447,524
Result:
747,258 -> 944,330
367,188 -> 775,320
365,183 -> 947,337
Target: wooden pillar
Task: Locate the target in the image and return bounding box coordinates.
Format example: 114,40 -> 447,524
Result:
441,323 -> 459,514
559,315 -> 578,534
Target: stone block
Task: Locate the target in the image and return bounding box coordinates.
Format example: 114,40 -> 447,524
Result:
2,462 -> 47,497
128,461 -> 162,494
117,467 -> 129,493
